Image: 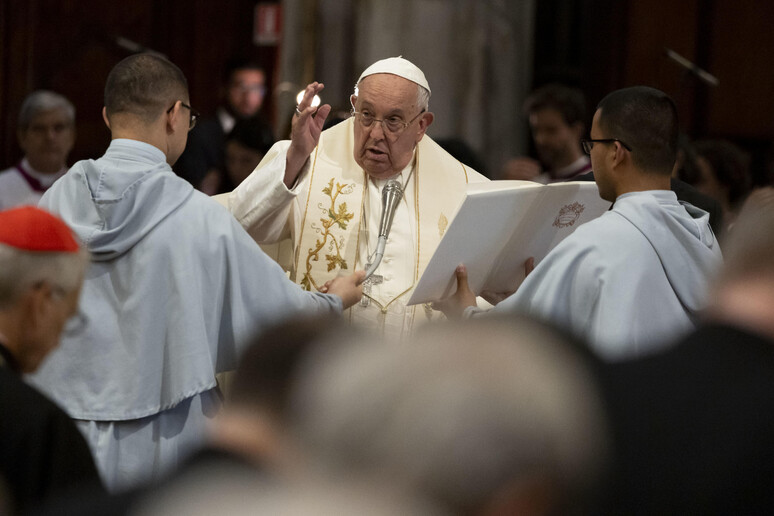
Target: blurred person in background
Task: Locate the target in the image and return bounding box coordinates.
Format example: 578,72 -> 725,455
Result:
204,117 -> 275,195
601,188 -> 774,514
290,317 -> 609,515
693,138 -> 753,234
500,83 -> 590,183
0,91 -> 75,210
175,59 -> 272,194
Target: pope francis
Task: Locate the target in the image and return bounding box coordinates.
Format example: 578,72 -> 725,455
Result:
223,57 -> 488,337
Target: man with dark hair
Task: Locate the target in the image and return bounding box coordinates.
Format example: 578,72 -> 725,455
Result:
501,83 -> 591,182
214,117 -> 276,193
692,138 -> 753,233
442,86 -> 722,361
504,85 -> 725,233
175,59 -> 271,192
29,53 -> 362,492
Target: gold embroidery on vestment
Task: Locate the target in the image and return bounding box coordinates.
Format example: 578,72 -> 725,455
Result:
300,178 -> 355,291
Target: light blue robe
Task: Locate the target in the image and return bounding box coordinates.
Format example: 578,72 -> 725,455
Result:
29,139 -> 342,491
487,190 -> 722,361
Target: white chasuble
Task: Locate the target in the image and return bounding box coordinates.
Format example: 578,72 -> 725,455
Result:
292,118 -> 484,337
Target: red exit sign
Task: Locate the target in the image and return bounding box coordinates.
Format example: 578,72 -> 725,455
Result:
254,3 -> 282,46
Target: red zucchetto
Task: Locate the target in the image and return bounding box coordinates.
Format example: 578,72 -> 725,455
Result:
0,206 -> 79,253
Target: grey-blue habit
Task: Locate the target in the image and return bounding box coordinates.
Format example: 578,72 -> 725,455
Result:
486,190 -> 722,361
28,139 -> 342,491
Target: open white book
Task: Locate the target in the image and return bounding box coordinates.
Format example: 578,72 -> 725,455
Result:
407,180 -> 612,305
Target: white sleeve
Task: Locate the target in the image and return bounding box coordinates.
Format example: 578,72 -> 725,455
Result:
226,140 -> 311,244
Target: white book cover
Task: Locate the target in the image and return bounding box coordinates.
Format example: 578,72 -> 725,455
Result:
408,180 -> 611,305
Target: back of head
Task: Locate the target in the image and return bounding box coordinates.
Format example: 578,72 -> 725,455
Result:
226,117 -> 275,156
104,53 -> 188,125
694,139 -> 753,209
136,475 -> 444,516
0,207 -> 88,310
524,83 -> 587,127
715,187 -> 774,287
18,90 -> 75,130
596,86 -> 678,174
291,316 -> 609,515
230,315 -> 352,421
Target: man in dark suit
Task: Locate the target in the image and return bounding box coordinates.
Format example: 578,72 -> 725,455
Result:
601,188 -> 774,514
0,206 -> 102,513
174,59 -> 273,193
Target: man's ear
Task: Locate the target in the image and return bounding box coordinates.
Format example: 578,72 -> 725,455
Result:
612,141 -> 628,167
166,101 -> 180,135
102,107 -> 111,130
25,282 -> 53,328
415,111 -> 434,142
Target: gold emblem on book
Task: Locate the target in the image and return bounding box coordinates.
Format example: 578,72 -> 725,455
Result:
300,178 -> 355,291
553,201 -> 585,228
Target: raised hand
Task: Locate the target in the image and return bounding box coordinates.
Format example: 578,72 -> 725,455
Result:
284,82 -> 332,188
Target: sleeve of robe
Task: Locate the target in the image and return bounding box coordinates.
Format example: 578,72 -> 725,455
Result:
488,221 -> 688,361
226,140 -> 312,244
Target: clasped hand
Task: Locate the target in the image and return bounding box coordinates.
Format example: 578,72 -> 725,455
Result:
432,258 -> 535,319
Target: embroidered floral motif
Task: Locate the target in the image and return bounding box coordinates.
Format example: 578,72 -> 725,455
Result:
301,178 -> 355,290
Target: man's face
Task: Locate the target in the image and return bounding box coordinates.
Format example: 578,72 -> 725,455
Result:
21,282 -> 81,374
589,109 -> 616,202
528,108 -> 582,170
18,108 -> 75,174
352,74 -> 431,180
227,69 -> 266,119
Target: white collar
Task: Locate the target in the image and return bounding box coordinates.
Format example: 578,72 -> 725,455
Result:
20,158 -> 67,188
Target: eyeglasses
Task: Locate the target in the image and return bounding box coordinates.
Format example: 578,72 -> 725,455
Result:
167,102 -> 200,131
581,138 -> 632,155
351,109 -> 425,135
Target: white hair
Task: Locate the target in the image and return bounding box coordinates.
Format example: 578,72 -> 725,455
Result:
18,90 -> 76,130
290,317 -> 609,514
0,243 -> 89,309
